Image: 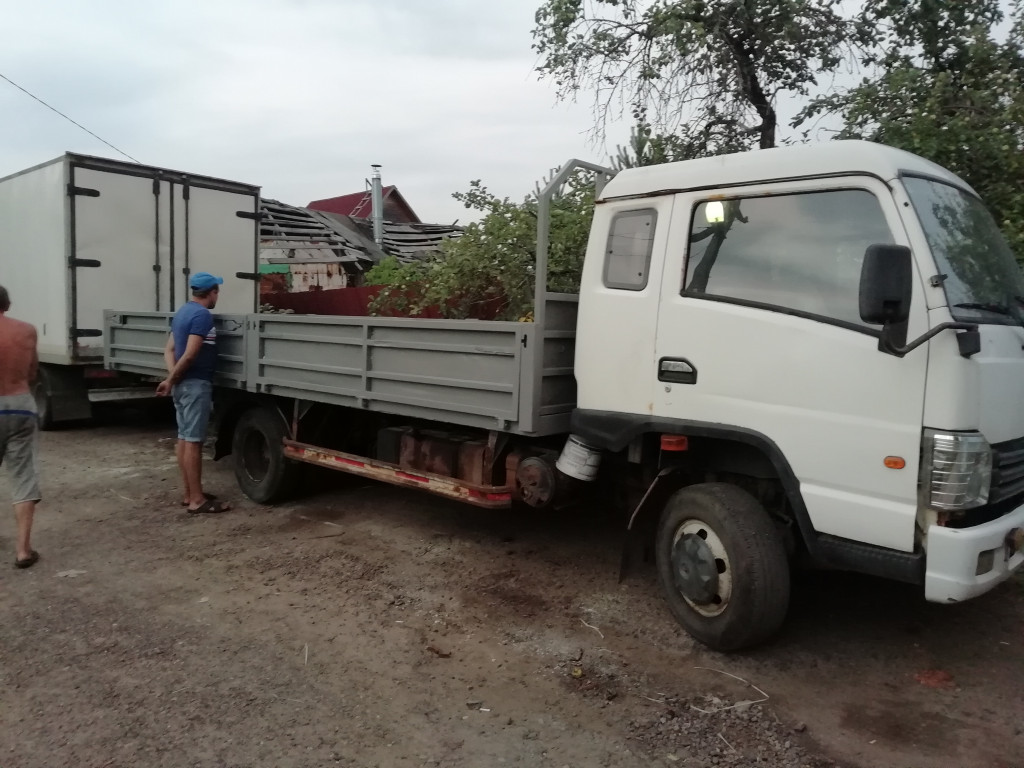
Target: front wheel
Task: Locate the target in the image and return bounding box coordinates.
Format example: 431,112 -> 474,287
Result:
656,482 -> 790,651
232,407 -> 299,504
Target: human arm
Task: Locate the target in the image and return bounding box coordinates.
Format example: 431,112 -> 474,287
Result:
163,333 -> 176,374
27,327 -> 38,385
156,334 -> 203,396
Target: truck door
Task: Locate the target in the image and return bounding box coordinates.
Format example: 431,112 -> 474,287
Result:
574,195 -> 675,417
652,177 -> 929,552
69,165 -> 172,359
69,163 -> 260,360
172,183 -> 259,316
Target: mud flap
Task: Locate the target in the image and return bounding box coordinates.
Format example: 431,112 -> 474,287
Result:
618,467 -> 682,582
37,365 -> 91,427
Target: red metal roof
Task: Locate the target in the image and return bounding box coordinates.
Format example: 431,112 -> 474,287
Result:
307,185 -> 420,223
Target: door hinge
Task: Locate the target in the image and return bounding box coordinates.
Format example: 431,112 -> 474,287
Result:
67,185 -> 100,198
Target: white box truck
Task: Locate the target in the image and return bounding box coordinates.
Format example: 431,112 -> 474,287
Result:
0,153 -> 260,427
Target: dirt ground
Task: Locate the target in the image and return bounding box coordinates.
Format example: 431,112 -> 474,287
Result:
1,408 -> 1022,768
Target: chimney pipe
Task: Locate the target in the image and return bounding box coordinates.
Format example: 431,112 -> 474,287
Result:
370,164 -> 384,247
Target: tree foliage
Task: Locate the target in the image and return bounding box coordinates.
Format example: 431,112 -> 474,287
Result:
366,175 -> 595,320
532,0 -> 854,152
369,0 -> 1024,322
803,0 -> 1024,260
611,121 -> 690,168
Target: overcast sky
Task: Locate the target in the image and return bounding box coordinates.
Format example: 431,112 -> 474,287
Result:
3,2 -> 1016,225
0,0 -> 630,224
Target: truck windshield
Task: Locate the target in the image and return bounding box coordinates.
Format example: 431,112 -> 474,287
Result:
904,176 -> 1024,325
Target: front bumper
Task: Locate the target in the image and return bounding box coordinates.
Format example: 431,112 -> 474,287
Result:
925,502 -> 1024,602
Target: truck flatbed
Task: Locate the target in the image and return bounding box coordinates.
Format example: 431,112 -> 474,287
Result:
104,302 -> 578,436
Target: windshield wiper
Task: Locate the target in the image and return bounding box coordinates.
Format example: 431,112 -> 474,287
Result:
954,302 -> 1013,316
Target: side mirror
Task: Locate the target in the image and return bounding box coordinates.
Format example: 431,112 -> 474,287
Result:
859,244 -> 912,325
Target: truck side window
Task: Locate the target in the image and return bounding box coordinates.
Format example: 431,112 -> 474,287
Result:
604,209 -> 657,290
684,190 -> 894,327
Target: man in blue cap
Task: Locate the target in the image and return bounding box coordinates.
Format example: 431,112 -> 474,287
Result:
157,272 -> 231,514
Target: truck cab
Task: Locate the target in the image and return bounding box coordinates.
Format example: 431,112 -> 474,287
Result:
571,141 -> 1024,649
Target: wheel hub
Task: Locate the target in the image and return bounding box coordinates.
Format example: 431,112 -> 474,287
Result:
242,430 -> 271,482
515,457 -> 557,508
670,519 -> 732,617
671,532 -> 719,605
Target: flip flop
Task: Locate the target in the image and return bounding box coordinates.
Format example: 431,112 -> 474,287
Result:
180,493 -> 218,507
187,499 -> 231,515
15,550 -> 39,569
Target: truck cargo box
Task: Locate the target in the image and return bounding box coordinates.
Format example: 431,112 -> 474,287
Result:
0,153 -> 260,365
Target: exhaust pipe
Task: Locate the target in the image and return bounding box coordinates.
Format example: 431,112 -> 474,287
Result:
370,164 -> 384,247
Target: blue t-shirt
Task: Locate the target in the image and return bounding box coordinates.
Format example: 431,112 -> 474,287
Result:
171,302 -> 217,381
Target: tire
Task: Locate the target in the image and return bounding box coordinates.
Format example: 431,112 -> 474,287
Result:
232,407 -> 298,504
655,482 -> 790,651
33,369 -> 54,431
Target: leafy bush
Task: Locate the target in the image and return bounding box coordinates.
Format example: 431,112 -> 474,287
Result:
366,174 -> 595,320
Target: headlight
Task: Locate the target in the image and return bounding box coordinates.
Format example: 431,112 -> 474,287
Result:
921,430 -> 992,511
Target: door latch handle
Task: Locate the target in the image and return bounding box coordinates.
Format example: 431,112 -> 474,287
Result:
658,357 -> 697,385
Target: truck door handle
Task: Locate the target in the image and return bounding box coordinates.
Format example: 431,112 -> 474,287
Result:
658,357 -> 697,385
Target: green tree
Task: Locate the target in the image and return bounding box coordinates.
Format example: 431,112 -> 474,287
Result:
611,122 -> 691,168
532,0 -> 854,153
366,174 -> 595,320
803,0 -> 1024,260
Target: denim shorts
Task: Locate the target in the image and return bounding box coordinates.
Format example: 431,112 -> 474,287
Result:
0,393 -> 41,504
172,378 -> 214,443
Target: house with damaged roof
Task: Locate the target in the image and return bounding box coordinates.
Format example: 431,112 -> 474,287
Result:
259,168 -> 461,306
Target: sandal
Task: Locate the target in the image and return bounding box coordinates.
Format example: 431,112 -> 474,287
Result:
187,499 -> 231,515
180,493 -> 217,507
15,550 -> 40,569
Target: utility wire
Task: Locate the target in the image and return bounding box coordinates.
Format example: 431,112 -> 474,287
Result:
0,71 -> 141,163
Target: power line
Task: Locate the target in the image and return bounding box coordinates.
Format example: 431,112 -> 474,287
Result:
0,71 -> 141,164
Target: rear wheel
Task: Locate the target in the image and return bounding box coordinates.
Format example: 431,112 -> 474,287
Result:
232,407 -> 299,504
33,372 -> 54,431
656,482 -> 790,651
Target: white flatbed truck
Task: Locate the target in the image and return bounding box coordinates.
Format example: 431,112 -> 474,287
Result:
104,142 -> 1024,650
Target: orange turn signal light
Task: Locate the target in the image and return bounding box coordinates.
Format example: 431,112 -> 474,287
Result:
884,456 -> 906,470
661,435 -> 689,452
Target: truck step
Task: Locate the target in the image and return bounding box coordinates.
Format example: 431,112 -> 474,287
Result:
282,439 -> 513,509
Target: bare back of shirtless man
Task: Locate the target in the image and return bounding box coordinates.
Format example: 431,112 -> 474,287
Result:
0,285 -> 42,568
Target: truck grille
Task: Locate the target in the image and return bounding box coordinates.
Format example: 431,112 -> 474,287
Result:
990,435 -> 1024,505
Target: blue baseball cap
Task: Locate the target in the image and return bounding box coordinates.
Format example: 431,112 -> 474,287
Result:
190,272 -> 224,291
